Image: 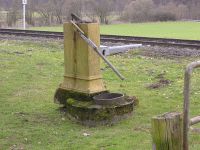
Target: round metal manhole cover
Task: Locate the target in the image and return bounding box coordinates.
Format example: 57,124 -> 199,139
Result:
93,93 -> 125,105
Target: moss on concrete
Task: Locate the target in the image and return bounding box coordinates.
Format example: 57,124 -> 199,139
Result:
67,98 -> 93,108
66,98 -> 75,105
54,88 -> 135,126
54,88 -> 108,105
65,97 -> 134,127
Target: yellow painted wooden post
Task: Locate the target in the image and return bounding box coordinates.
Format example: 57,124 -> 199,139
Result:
59,22 -> 106,94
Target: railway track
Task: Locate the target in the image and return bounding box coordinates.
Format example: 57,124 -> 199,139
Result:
1,28 -> 200,49
101,35 -> 200,49
0,28 -> 63,38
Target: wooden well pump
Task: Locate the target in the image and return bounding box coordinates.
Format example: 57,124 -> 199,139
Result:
59,14 -> 124,94
54,14 -> 134,126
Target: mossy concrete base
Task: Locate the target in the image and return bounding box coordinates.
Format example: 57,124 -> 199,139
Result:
54,88 -> 108,105
54,88 -> 135,127
66,97 -> 134,127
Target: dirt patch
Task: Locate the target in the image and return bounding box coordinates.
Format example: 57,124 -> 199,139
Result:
101,42 -> 124,47
13,51 -> 25,55
155,73 -> 166,79
5,136 -> 17,143
0,80 -> 3,86
58,106 -> 67,113
133,125 -> 150,133
9,144 -> 25,150
13,88 -> 42,97
191,128 -> 200,134
36,62 -> 49,70
3,136 -> 25,150
140,46 -> 200,59
0,35 -> 62,43
147,79 -> 171,89
0,50 -> 25,55
36,62 -> 48,66
146,73 -> 172,89
14,112 -> 53,124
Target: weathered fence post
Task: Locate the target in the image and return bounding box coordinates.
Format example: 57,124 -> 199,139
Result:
151,112 -> 183,150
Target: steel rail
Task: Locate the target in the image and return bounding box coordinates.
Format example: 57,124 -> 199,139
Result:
1,28 -> 200,48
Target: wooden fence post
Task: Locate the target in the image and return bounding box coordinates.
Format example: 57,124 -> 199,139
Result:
151,112 -> 183,150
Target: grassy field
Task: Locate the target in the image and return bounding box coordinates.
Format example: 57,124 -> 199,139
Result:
1,40 -> 200,149
31,21 -> 200,40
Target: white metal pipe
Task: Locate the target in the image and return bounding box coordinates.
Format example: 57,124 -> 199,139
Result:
100,44 -> 142,56
23,4 -> 26,30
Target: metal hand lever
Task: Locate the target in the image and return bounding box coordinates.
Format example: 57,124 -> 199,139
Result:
71,13 -> 92,23
71,13 -> 82,22
70,20 -> 125,80
183,61 -> 200,150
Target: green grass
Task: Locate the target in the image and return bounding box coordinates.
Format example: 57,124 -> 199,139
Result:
31,21 -> 200,40
1,40 -> 200,149
101,21 -> 200,40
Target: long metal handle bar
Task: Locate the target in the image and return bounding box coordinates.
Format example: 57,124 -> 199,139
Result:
70,20 -> 125,80
183,61 -> 200,150
71,13 -> 82,22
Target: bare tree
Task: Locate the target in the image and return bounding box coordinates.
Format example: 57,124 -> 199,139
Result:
188,1 -> 200,19
26,0 -> 37,26
123,0 -> 155,22
92,0 -> 114,24
112,0 -> 132,16
68,0 -> 84,18
37,1 -> 54,25
50,0 -> 66,24
6,0 -> 20,27
176,4 -> 189,19
1,0 -> 200,26
36,0 -> 84,25
0,1 -> 3,10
